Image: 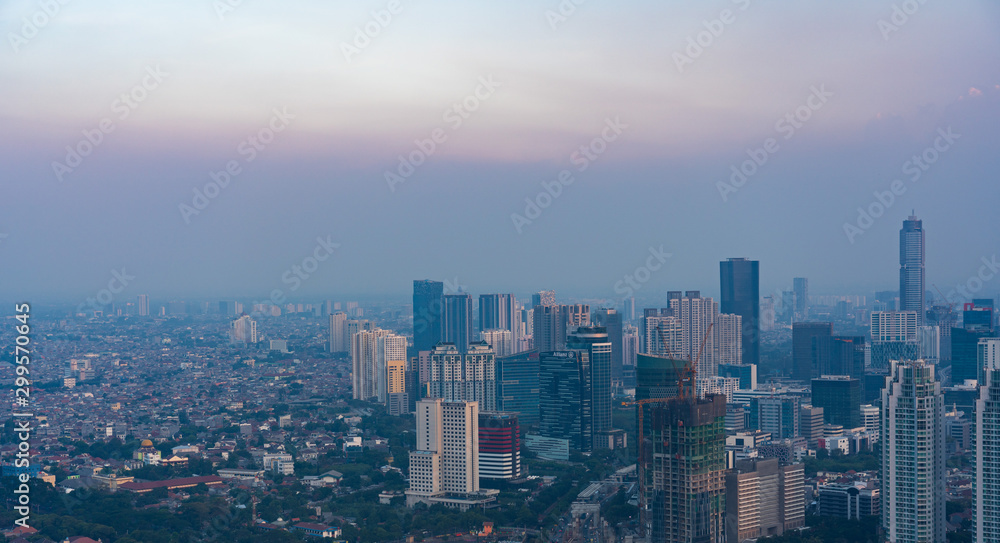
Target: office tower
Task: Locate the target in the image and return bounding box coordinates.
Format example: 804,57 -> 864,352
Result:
497,350 -> 540,425
442,293 -> 473,353
636,353 -> 685,401
407,399 -> 485,507
860,404 -> 881,440
622,325 -> 640,386
749,396 -> 800,439
800,405 -> 825,448
478,412 -> 520,480
952,302 -> 997,384
721,258 -> 760,366
918,326 -> 940,365
479,293 -> 522,349
725,458 -> 805,542
623,296 -> 636,323
715,313 -> 742,366
719,363 -> 757,390
230,315 -> 257,344
643,394 -> 726,543
567,326 -> 613,435
793,277 -> 808,320
351,328 -> 405,402
531,290 -> 555,307
427,342 -> 497,411
813,336 -> 867,380
899,215 -> 926,325
975,338 -> 1000,542
871,311 -> 920,370
592,308 -> 624,381
792,322 -> 832,382
882,360 -> 945,543
760,296 -> 776,331
539,350 -> 592,451
386,359 -> 409,415
812,376 -> 862,429
533,304 -> 563,353
480,329 -> 513,358
818,484 -> 880,519
136,294 -> 149,316
413,280 -> 444,353
328,312 -> 347,353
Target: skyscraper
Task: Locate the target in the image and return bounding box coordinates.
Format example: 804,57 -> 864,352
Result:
479,293 -> 522,350
532,290 -> 555,308
882,359 -> 945,543
899,215 -> 926,325
644,394 -> 727,543
351,328 -> 406,403
413,280 -> 444,353
871,311 -> 920,370
136,294 -> 149,316
953,302 -> 998,384
670,295 -> 718,391
538,350 -> 591,451
749,395 -> 800,439
427,341 -> 497,411
725,458 -> 805,543
328,311 -> 347,353
497,350 -> 540,425
721,258 -> 760,366
442,293 -> 473,353
567,326 -> 613,435
478,412 -> 521,481
792,322 -> 832,382
230,315 -> 257,344
793,277 -> 808,320
591,308 -> 624,382
480,329 -> 513,358
974,338 -> 1000,542
812,376 -> 862,429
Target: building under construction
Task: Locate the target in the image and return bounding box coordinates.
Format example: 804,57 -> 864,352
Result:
643,393 -> 727,543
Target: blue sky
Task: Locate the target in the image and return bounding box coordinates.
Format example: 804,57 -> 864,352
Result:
1,0 -> 999,305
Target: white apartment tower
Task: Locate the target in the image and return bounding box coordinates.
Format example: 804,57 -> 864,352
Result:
329,312 -> 347,353
974,338 -> 1000,543
407,399 -> 480,506
882,359 -> 945,543
428,341 -> 497,411
351,328 -> 406,403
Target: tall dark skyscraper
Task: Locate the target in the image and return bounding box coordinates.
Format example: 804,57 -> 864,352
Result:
413,280 -> 444,353
442,293 -> 472,352
812,376 -> 862,429
721,258 -> 760,366
793,277 -> 808,319
539,350 -> 592,451
899,215 -> 925,325
591,308 -> 624,382
952,302 -> 997,384
792,322 -> 832,382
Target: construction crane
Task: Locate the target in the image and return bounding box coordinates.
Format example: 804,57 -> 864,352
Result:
626,322 -> 714,521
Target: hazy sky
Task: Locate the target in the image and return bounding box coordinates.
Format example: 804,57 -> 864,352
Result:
1,0 -> 999,306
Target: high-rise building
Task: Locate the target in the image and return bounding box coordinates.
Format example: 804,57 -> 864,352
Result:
538,350 -> 591,451
623,325 -> 640,385
230,315 -> 257,344
623,296 -> 636,323
567,326 -> 612,435
407,399 -> 496,508
882,360 -> 945,543
533,304 -> 564,353
427,341 -> 497,411
351,328 -> 406,403
387,359 -> 409,415
670,295 -> 718,391
480,329 -> 513,358
974,338 -> 1000,542
818,484 -> 880,519
636,353 -> 685,401
953,302 -> 998,384
721,258 -> 760,366
800,405 -> 825,448
479,294 -> 522,351
715,313 -> 743,366
136,294 -> 149,316
413,280 -> 444,353
442,293 -> 473,353
749,396 -> 800,440
812,376 -> 862,429
760,296 -> 776,332
644,309 -> 681,356
644,394 -> 727,543
592,308 -> 624,382
329,312 -> 347,353
899,215 -> 926,325
792,322 -> 832,383
725,458 -> 805,542
496,350 -> 540,426
860,404 -> 881,441
478,412 -> 520,481
793,277 -> 809,320
871,311 -> 920,370
531,290 -> 555,308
